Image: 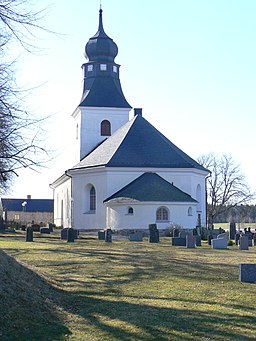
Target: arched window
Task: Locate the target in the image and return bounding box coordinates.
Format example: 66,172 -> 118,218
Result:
90,186 -> 96,211
101,120 -> 111,136
128,207 -> 133,215
188,207 -> 192,216
156,207 -> 169,221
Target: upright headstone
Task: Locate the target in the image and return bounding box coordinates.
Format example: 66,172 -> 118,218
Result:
235,233 -> 240,246
105,228 -> 112,242
149,224 -> 159,243
98,230 -> 105,240
239,264 -> 256,283
172,237 -> 186,246
129,231 -> 143,242
67,228 -> 75,243
26,227 -> 33,242
229,223 -> 236,240
61,228 -> 68,240
195,235 -> 202,246
172,228 -> 179,237
186,235 -> 196,248
208,235 -> 213,245
240,236 -> 249,250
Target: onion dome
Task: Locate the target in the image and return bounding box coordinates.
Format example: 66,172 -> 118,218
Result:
85,9 -> 118,62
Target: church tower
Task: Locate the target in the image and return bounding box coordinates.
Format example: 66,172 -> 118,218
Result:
72,8 -> 132,164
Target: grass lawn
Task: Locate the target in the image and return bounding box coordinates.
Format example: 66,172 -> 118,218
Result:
0,231 -> 256,341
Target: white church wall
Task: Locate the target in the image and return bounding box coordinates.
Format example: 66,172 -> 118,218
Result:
72,107 -> 130,164
106,202 -> 197,230
52,177 -> 72,228
72,169 -> 108,229
70,167 -> 207,230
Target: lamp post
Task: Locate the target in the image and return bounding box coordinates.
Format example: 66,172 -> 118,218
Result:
21,201 -> 27,225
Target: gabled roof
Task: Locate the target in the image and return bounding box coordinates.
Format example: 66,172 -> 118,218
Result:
104,172 -> 197,203
72,114 -> 208,171
1,199 -> 54,213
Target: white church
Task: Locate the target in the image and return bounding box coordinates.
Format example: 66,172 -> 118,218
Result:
50,8 -> 209,231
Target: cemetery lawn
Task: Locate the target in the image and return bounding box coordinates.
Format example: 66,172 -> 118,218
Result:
0,232 -> 256,341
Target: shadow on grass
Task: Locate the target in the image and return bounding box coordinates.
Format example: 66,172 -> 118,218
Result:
0,250 -> 70,341
1,239 -> 256,340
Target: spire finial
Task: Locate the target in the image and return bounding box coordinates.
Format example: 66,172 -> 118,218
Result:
100,0 -> 102,10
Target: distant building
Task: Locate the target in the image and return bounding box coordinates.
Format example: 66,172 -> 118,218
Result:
50,8 -> 209,231
0,196 -> 54,226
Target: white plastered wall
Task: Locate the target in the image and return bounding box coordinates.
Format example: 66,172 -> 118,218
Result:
72,107 -> 130,164
52,177 -> 72,228
106,201 -> 198,230
70,167 -> 208,230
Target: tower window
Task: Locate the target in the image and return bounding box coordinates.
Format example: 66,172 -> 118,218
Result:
101,120 -> 111,136
87,65 -> 93,72
113,65 -> 117,73
100,64 -> 107,71
156,207 -> 169,221
188,207 -> 193,216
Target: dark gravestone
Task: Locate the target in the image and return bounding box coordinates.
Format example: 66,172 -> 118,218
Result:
129,231 -> 143,242
67,228 -> 75,243
98,230 -> 105,240
186,235 -> 195,248
48,223 -> 54,232
229,223 -> 236,240
195,236 -> 202,246
31,224 -> 40,232
235,233 -> 240,245
40,227 -> 51,234
26,227 -> 33,242
179,231 -> 187,239
105,228 -> 112,242
61,228 -> 68,240
239,264 -> 256,283
172,237 -> 186,246
208,235 -> 213,245
240,236 -> 249,250
21,225 -> 26,231
149,224 -> 159,243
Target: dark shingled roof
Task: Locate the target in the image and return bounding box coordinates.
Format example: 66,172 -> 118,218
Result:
104,172 -> 197,203
73,114 -> 208,171
1,199 -> 54,213
79,77 -> 131,108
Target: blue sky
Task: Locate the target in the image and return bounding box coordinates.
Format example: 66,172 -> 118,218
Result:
5,0 -> 256,199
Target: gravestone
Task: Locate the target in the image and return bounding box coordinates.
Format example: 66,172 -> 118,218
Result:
240,236 -> 249,250
61,228 -> 79,240
186,235 -> 195,248
235,233 -> 240,245
149,224 -> 159,243
208,235 -> 213,245
195,235 -> 202,246
172,237 -> 186,246
48,223 -> 54,232
129,231 -> 143,242
105,228 -> 112,242
31,224 -> 40,232
229,222 -> 236,240
26,227 -> 33,242
40,227 -> 51,234
217,232 -> 229,240
61,228 -> 68,240
67,228 -> 75,243
211,238 -> 228,249
98,230 -> 105,240
239,264 -> 256,283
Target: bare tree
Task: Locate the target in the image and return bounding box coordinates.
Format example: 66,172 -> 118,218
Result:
198,153 -> 254,228
0,0 -> 49,194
